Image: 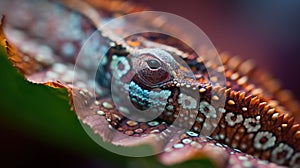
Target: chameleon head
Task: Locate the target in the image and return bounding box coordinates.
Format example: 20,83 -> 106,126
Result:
112,48 -> 198,122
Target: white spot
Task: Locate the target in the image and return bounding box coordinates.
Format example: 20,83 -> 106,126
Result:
186,131 -> 199,137
100,54 -> 108,66
113,114 -> 121,120
220,124 -> 226,128
182,138 -> 192,144
234,148 -> 241,152
164,147 -> 173,152
52,63 -> 67,73
271,143 -> 294,164
238,156 -> 248,161
242,161 -> 252,168
150,129 -> 160,134
199,101 -> 217,118
225,112 -> 243,126
110,56 -> 130,79
166,112 -> 172,116
290,152 -> 300,167
240,144 -> 247,149
191,142 -> 202,148
96,110 -> 105,116
148,88 -> 171,107
256,116 -> 261,120
46,71 -> 59,79
189,113 -> 196,118
61,42 -> 76,57
119,106 -> 130,115
173,143 -> 184,149
193,126 -> 199,131
61,70 -> 74,82
215,142 -> 223,147
35,45 -> 55,64
166,105 -> 174,111
178,93 -> 197,109
147,121 -> 159,127
218,107 -> 226,113
196,117 -> 204,123
232,142 -> 238,148
254,131 -> 276,150
243,116 -> 261,133
242,107 -> 248,111
257,160 -> 268,165
102,101 -> 113,109
219,134 -> 225,140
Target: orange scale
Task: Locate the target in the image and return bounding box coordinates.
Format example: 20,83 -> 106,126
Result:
224,122 -> 242,144
231,127 -> 245,146
210,124 -> 221,137
126,39 -> 141,47
259,149 -> 272,162
234,129 -> 248,150
237,133 -> 255,152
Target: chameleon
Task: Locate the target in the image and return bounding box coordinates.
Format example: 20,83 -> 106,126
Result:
0,0 -> 299,167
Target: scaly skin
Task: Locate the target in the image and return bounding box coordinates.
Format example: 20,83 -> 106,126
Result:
93,33 -> 300,167
0,0 -> 299,167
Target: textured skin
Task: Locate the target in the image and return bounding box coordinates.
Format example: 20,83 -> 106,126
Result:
1,0 -> 300,167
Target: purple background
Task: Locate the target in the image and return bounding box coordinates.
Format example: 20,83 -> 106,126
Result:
136,0 -> 300,98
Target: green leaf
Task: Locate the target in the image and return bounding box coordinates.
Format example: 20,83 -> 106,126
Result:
0,46 -> 124,162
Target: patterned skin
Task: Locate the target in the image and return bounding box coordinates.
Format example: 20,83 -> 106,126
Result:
0,0 -> 299,167
94,34 -> 300,167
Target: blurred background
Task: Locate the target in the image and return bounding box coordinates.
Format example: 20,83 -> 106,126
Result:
1,0 -> 300,167
138,0 -> 300,97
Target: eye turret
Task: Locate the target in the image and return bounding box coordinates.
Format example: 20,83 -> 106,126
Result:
131,48 -> 181,88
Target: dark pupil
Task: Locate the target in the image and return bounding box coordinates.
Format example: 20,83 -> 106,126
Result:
146,60 -> 161,69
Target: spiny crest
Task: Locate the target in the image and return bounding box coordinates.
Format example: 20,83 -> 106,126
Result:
1,0 -> 300,167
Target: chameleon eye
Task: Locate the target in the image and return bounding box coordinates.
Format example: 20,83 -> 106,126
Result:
146,59 -> 161,69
